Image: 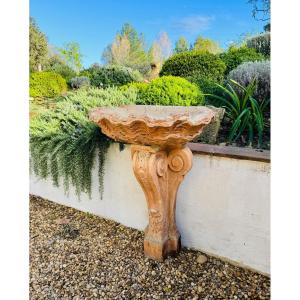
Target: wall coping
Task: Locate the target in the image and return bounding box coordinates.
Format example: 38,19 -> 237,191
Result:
187,143 -> 270,163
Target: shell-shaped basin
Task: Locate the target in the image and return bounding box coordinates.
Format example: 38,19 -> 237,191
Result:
89,105 -> 215,148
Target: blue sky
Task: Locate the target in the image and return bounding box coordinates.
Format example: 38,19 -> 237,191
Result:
30,0 -> 267,67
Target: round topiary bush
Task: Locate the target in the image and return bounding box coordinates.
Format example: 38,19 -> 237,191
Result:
141,76 -> 204,106
220,46 -> 265,74
246,32 -> 270,57
160,51 -> 226,82
227,60 -> 270,102
159,51 -> 226,95
89,65 -> 143,88
120,82 -> 148,104
29,71 -> 67,98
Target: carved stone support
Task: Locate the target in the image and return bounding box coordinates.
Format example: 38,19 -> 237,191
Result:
131,145 -> 193,261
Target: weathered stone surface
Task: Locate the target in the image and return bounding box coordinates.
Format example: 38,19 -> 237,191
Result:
195,105 -> 225,144
90,105 -> 215,148
90,105 -> 215,260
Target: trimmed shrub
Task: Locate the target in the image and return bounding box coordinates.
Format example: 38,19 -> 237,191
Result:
160,51 -> 226,82
227,60 -> 270,102
69,76 -> 90,89
220,46 -> 265,74
29,71 -> 67,98
141,76 -> 204,106
187,76 -> 222,98
159,51 -> 226,95
89,65 -> 143,88
246,32 -> 270,57
120,82 -> 148,104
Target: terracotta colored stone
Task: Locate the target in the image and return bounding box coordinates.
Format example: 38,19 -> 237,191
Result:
90,105 -> 215,260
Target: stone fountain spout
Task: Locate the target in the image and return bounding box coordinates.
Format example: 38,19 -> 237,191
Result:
90,105 -> 215,261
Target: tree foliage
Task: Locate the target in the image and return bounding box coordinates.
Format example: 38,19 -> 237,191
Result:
58,42 -> 83,74
111,35 -> 131,65
102,23 -> 150,76
157,32 -> 172,60
193,36 -> 222,54
174,37 -> 189,54
29,17 -> 48,72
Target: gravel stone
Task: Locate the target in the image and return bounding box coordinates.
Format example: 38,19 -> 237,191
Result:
30,195 -> 270,299
196,254 -> 208,264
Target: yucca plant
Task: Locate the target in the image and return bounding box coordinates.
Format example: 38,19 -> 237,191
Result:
210,79 -> 269,148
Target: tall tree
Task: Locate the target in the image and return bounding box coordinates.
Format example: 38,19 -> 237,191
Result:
58,42 -> 83,74
157,32 -> 172,60
149,41 -> 163,65
111,35 -> 131,65
174,37 -> 189,53
193,36 -> 222,54
102,23 -> 150,75
29,17 -> 48,72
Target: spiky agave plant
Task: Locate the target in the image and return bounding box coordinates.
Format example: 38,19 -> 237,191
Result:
30,87 -> 137,199
210,79 -> 269,148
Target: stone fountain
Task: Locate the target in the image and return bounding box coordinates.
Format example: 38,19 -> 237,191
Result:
90,105 -> 215,261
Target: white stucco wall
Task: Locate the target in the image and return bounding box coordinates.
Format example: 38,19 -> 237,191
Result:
30,143 -> 270,274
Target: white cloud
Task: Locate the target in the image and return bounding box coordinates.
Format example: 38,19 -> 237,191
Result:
173,15 -> 215,34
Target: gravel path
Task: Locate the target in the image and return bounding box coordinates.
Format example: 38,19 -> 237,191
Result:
30,195 -> 270,300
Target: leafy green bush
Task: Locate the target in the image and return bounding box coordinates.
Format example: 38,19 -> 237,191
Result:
187,77 -> 223,100
120,82 -> 148,104
227,61 -> 270,102
220,46 -> 265,74
30,71 -> 67,98
79,63 -> 101,78
211,79 -> 269,148
246,32 -> 270,57
160,51 -> 226,82
159,51 -> 226,96
141,76 -> 204,106
30,87 -> 138,198
89,65 -> 143,88
69,76 -> 90,89
48,64 -> 77,82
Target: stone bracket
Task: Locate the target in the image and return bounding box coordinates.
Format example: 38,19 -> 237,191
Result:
131,145 -> 193,261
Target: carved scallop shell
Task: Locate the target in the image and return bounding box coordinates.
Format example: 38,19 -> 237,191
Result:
89,105 -> 215,147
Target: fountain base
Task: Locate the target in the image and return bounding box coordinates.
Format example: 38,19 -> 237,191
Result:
131,145 -> 192,261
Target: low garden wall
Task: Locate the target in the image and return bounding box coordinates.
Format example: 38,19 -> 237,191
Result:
30,142 -> 270,274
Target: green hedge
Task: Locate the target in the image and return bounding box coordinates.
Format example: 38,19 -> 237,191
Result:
220,46 -> 265,74
160,51 -> 226,81
30,72 -> 67,98
139,76 -> 204,106
86,65 -> 143,88
159,51 -> 226,95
